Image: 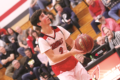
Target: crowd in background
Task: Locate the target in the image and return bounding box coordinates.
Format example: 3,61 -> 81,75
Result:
0,0 -> 120,80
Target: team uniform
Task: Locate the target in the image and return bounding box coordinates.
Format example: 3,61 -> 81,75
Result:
38,26 -> 91,80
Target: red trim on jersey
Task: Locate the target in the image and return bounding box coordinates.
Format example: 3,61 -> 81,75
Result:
52,56 -> 78,75
43,35 -> 47,40
54,27 -> 60,32
40,26 -> 61,39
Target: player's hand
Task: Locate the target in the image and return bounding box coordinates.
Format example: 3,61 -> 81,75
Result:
70,41 -> 85,55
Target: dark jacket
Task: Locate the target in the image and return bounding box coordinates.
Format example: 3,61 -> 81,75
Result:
13,65 -> 27,80
0,51 -> 15,67
25,54 -> 42,71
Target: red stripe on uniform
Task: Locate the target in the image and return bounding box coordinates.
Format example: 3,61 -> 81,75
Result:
0,0 -> 27,21
54,28 -> 60,32
43,35 -> 47,40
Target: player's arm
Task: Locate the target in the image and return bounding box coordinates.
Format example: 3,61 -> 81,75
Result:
65,36 -> 74,48
45,48 -> 83,63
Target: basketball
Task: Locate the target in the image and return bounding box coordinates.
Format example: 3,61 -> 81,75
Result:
75,34 -> 94,54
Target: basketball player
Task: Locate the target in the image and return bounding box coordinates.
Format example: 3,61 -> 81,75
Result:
30,9 -> 91,80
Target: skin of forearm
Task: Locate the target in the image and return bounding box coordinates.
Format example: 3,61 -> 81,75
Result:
48,51 -> 73,63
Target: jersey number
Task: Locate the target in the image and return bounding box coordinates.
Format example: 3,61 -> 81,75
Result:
59,47 -> 63,54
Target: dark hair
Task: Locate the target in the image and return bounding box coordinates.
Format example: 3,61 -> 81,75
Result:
102,27 -> 109,33
26,28 -> 32,37
24,48 -> 32,53
30,9 -> 47,28
40,72 -> 49,78
31,30 -> 39,39
35,27 -> 41,35
7,28 -> 18,35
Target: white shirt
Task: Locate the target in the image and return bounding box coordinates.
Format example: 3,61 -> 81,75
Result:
38,26 -> 70,65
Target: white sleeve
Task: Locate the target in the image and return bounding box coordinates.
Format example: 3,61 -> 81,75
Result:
57,26 -> 71,40
38,38 -> 51,54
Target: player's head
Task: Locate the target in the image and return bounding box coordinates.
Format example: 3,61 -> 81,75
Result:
54,3 -> 63,13
86,0 -> 94,5
24,48 -> 32,58
102,27 -> 113,39
30,9 -> 51,28
96,36 -> 105,46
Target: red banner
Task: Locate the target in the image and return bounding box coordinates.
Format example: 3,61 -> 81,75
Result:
88,52 -> 120,80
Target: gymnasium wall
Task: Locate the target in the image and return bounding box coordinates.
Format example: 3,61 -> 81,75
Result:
0,0 -> 31,29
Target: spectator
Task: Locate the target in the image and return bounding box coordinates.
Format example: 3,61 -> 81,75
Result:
102,27 -> 120,56
47,12 -> 61,26
16,27 -> 28,56
97,15 -> 120,36
101,0 -> 120,20
102,27 -> 120,49
29,0 -> 50,17
75,54 -> 91,67
12,60 -> 27,80
31,30 -> 40,53
37,53 -> 53,75
96,36 -> 105,46
22,48 -> 48,80
26,28 -> 34,53
7,28 -> 19,56
53,0 -> 70,12
35,27 -> 41,35
0,46 -> 15,78
0,28 -> 8,42
54,4 -> 80,32
86,0 -> 110,34
40,72 -> 59,80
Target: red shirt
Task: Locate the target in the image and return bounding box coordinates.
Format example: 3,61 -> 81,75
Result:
89,0 -> 102,16
101,18 -> 120,36
26,36 -> 34,53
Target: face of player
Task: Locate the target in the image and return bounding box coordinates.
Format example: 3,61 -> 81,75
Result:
0,47 -> 6,54
13,61 -> 20,69
55,5 -> 63,13
25,50 -> 32,58
97,37 -> 105,45
88,0 -> 94,5
38,12 -> 51,27
103,27 -> 113,39
7,28 -> 13,35
99,17 -> 106,24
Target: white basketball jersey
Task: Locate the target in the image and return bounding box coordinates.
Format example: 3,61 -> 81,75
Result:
38,26 -> 70,65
